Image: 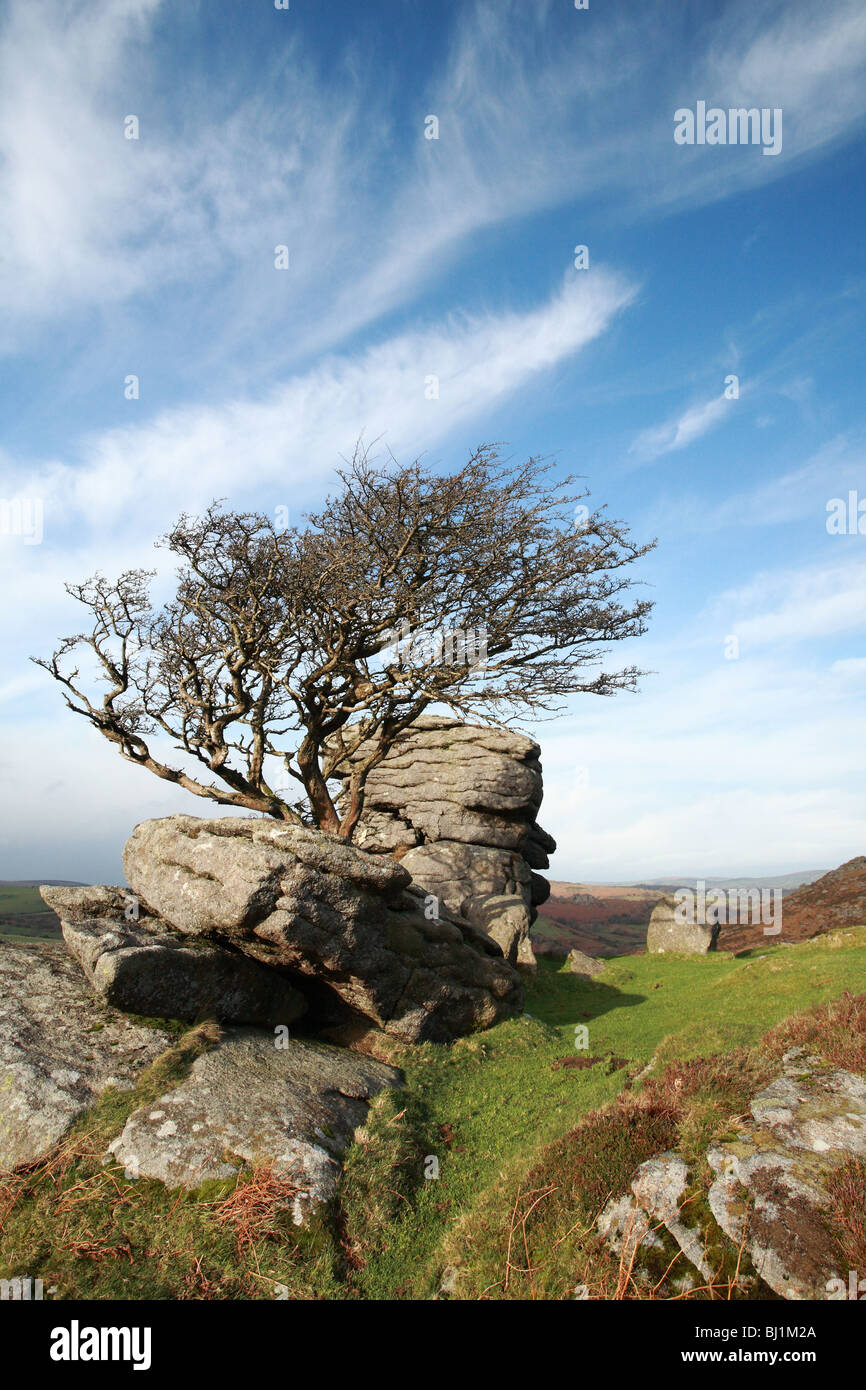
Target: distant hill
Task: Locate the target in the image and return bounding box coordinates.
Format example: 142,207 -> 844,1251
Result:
0,879 -> 86,888
534,881 -> 663,958
631,870 -> 829,893
719,857 -> 866,951
534,867 -> 837,959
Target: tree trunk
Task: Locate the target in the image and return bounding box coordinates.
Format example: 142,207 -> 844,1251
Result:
297,736 -> 341,835
338,774 -> 364,841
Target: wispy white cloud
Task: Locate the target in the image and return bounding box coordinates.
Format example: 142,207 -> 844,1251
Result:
1,267 -> 635,546
540,628 -> 866,879
629,392 -> 734,463
710,556 -> 866,650
0,265 -> 637,695
0,0 -> 373,357
3,0 -> 865,365
831,657 -> 866,681
644,434 -> 865,535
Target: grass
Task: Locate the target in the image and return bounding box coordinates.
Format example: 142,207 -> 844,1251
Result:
0,885 -> 63,941
2,925 -> 865,1300
0,886 -> 50,914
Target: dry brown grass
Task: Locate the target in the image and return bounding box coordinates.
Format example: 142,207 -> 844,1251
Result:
826,1157 -> 866,1272
762,990 -> 866,1073
208,1165 -> 299,1256
640,1047 -> 774,1115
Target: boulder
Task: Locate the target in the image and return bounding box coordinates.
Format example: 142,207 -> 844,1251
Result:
596,1192 -> 659,1265
328,717 -> 556,969
0,939 -> 172,1172
565,949 -> 606,978
598,1152 -> 714,1285
646,896 -> 718,955
107,1029 -> 401,1222
598,1055 -> 863,1299
40,885 -> 307,1028
123,815 -> 523,1043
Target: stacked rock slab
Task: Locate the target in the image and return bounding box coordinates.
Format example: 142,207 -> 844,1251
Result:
329,717 -> 556,969
40,884 -> 308,1027
122,815 -> 524,1044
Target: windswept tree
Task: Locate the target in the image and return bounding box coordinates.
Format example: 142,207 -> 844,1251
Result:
35,444 -> 655,839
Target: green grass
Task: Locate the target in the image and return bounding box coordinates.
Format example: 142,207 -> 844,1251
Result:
0,920 -> 62,942
2,925 -> 865,1300
0,886 -> 49,914
0,885 -> 63,942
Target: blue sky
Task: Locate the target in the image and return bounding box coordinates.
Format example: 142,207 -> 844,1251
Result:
1,0 -> 865,883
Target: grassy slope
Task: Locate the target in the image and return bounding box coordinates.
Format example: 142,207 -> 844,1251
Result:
0,886 -> 63,942
0,886 -> 47,914
532,911 -> 647,957
2,926 -> 865,1300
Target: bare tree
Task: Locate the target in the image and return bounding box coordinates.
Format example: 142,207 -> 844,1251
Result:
35,444 -> 655,839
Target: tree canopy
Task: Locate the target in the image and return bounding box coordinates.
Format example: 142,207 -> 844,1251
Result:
36,444 -> 655,838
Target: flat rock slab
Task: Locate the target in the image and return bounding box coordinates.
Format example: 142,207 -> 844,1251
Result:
706,1063 -> 866,1298
0,939 -> 172,1173
123,818 -> 408,938
107,1030 -> 402,1221
749,1069 -> 866,1156
41,885 -> 307,1028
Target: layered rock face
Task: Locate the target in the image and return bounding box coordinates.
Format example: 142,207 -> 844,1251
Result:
15,811 -> 524,1206
330,717 -> 556,969
12,724 -> 544,1208
121,814 -> 524,1044
40,885 -> 308,1028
